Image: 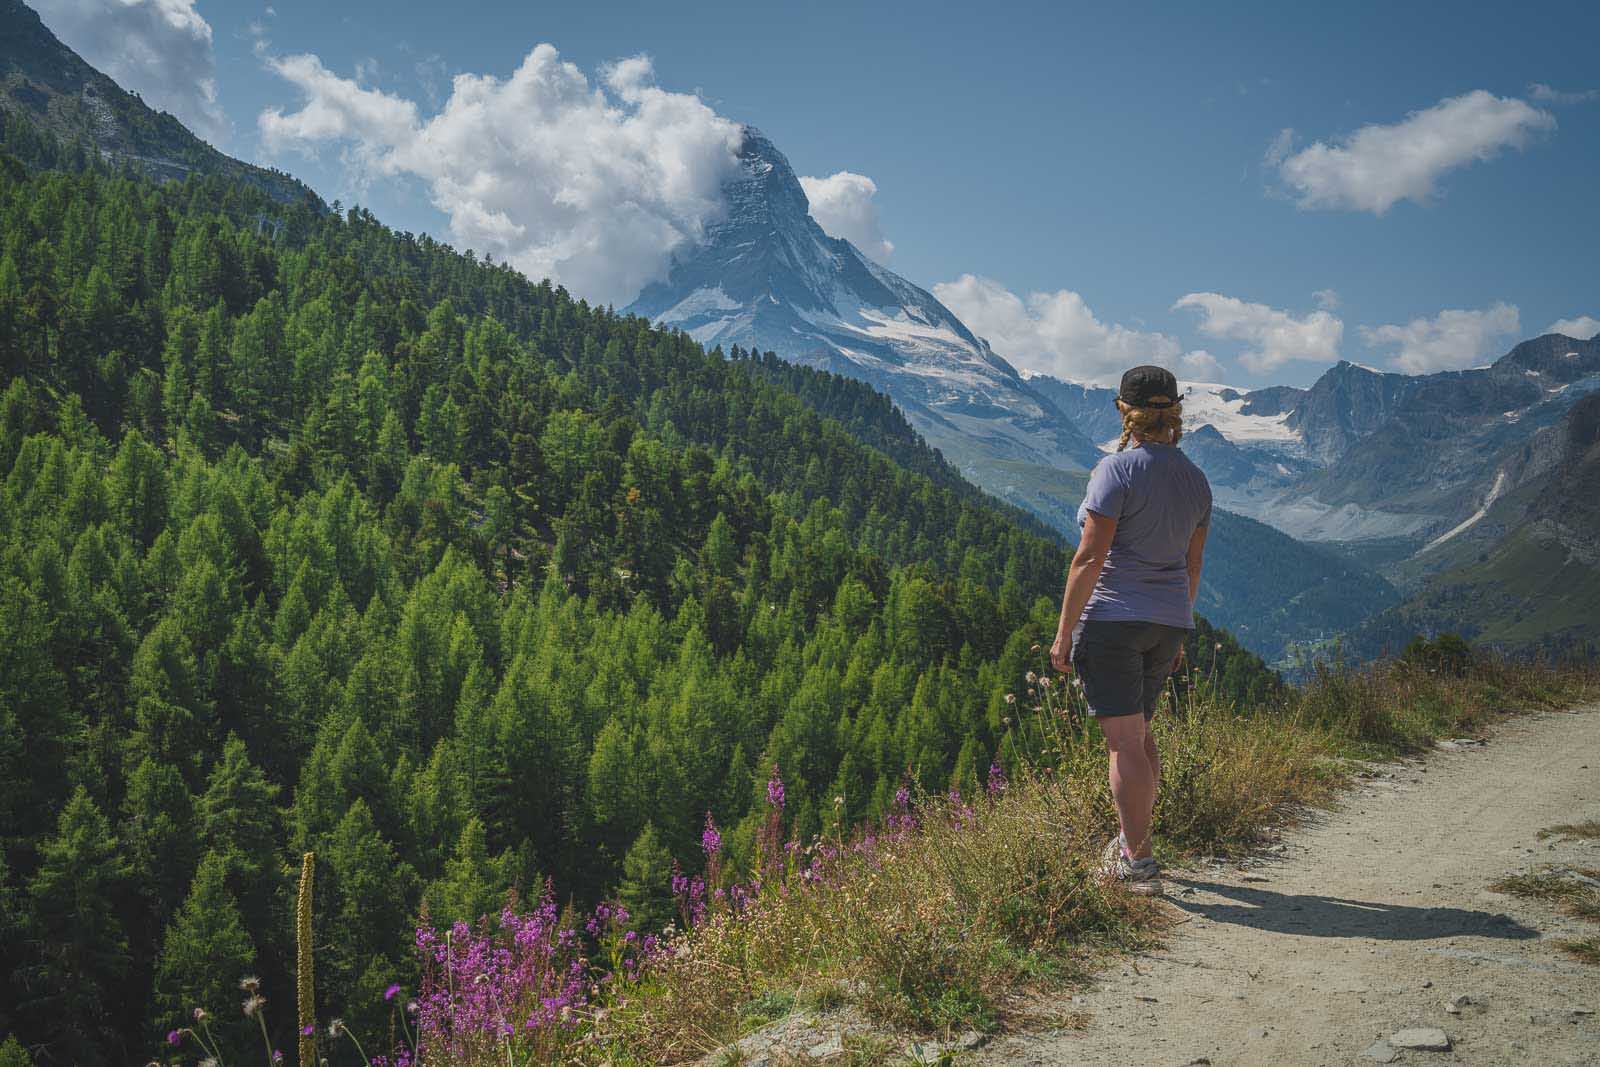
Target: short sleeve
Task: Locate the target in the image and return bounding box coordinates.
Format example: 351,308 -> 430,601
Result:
1080,457 -> 1128,524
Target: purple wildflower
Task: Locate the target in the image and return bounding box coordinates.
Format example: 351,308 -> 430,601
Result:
166,1030 -> 181,1046
385,983 -> 402,1001
301,1024 -> 315,1037
701,811 -> 722,857
987,761 -> 1007,796
767,764 -> 785,810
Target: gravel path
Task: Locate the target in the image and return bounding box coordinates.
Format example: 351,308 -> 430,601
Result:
979,703 -> 1600,1067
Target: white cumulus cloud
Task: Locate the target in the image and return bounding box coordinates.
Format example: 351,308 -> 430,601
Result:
34,0 -> 230,143
1528,83 -> 1599,106
1545,315 -> 1600,340
1359,303 -> 1521,374
799,171 -> 894,263
932,274 -> 1182,384
1272,90 -> 1555,214
1172,293 -> 1343,373
258,46 -> 744,306
1181,350 -> 1227,382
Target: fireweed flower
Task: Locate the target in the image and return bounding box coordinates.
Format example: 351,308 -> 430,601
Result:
410,887 -> 617,1057
700,812 -> 722,857
766,765 -> 785,810
987,761 -> 1007,795
385,983 -> 402,1001
165,1030 -> 181,1046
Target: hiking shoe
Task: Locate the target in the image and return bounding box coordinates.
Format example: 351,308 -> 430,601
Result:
1100,835 -> 1163,896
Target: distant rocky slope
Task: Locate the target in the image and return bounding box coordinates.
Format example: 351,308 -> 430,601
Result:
0,0 -> 315,205
1346,390 -> 1600,656
1350,390 -> 1600,655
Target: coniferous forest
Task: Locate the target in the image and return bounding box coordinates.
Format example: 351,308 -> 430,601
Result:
0,114 -> 1278,1064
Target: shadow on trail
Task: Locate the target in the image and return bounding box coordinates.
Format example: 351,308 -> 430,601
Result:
1172,879 -> 1539,942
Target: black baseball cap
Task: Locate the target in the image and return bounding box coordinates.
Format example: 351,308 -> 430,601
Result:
1116,365 -> 1180,409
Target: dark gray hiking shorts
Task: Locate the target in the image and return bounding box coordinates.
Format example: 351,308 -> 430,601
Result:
1071,619 -> 1188,719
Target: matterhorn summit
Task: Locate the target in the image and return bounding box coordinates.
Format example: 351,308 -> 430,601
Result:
627,127 -> 1101,473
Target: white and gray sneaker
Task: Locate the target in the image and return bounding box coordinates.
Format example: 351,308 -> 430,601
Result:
1100,834 -> 1163,896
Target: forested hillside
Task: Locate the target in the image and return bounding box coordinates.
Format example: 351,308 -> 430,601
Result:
0,127 -> 1277,1061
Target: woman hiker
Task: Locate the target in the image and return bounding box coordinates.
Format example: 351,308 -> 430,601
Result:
1049,364 -> 1211,897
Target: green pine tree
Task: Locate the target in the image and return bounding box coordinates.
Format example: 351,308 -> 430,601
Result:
151,851 -> 255,1059
425,817 -> 507,927
617,823 -> 674,935
22,789 -> 132,1065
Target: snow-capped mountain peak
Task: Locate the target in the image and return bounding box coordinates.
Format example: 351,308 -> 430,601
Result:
626,126 -> 1101,472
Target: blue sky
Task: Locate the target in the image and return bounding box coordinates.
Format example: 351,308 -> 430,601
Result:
35,0 -> 1600,387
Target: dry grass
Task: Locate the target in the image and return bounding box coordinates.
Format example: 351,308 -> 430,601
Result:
1490,867 -> 1600,923
1292,655 -> 1596,756
1491,863 -> 1600,967
1538,820 -> 1600,841
1557,936 -> 1600,965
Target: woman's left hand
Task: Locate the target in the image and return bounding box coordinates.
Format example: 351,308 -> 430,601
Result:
1049,635 -> 1072,674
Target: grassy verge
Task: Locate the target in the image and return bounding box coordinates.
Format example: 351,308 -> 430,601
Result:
593,774 -> 1155,1064
1557,937 -> 1600,965
1493,818 -> 1600,967
1537,820 -> 1600,842
393,653 -> 1596,1065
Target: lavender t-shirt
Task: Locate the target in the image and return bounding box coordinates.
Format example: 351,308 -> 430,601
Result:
1076,441 -> 1212,629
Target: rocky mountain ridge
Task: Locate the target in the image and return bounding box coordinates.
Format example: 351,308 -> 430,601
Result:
0,0 -> 315,205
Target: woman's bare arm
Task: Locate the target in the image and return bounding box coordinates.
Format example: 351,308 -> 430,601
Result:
1186,522 -> 1207,608
1170,522 -> 1209,672
1049,511 -> 1118,673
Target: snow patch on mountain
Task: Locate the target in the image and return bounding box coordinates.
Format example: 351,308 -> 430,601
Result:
1075,380 -> 1305,454
1177,383 -> 1303,448
662,285 -> 741,322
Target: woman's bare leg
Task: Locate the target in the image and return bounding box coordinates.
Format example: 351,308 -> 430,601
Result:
1144,727 -> 1160,795
1100,714 -> 1155,860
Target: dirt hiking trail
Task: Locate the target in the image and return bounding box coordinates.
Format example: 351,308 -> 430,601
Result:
981,703 -> 1600,1067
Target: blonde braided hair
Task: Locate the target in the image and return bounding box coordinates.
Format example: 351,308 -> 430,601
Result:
1115,398 -> 1183,452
